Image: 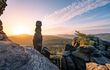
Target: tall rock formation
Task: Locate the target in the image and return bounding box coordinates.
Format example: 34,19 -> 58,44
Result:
0,0 -> 7,16
0,20 -> 9,41
0,0 -> 9,41
33,21 -> 42,52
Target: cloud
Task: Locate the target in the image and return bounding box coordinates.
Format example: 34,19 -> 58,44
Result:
70,19 -> 110,32
43,0 -> 110,26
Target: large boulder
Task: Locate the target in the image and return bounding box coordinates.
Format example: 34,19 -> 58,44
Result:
71,46 -> 110,64
91,51 -> 110,64
72,46 -> 96,62
61,51 -> 86,70
62,44 -> 110,70
62,32 -> 110,70
0,41 -> 59,70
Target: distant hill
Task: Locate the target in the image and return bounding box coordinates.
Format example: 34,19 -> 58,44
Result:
57,33 -> 110,41
56,34 -> 73,39
9,34 -> 33,46
9,33 -> 110,47
9,34 -> 72,47
94,33 -> 110,42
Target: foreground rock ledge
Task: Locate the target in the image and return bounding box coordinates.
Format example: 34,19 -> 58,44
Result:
0,41 -> 59,70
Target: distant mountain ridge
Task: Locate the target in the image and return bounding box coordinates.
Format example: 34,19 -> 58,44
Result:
9,33 -> 110,47
9,34 -> 33,46
57,33 -> 110,41
94,33 -> 110,42
9,34 -> 71,47
56,34 -> 73,39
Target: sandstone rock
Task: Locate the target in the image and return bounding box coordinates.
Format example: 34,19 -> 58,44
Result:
61,55 -> 76,70
62,32 -> 110,70
86,63 -> 109,70
64,44 -> 76,51
0,25 -> 3,31
0,0 -> 7,16
86,63 -> 97,70
107,47 -> 110,53
63,45 -> 110,70
0,0 -> 10,41
41,47 -> 50,59
105,64 -> 110,70
97,65 -> 108,70
91,53 -> 110,64
72,47 -> 96,62
0,41 -> 59,70
62,51 -> 86,70
71,46 -> 110,64
0,20 -> 10,41
95,45 -> 105,51
33,21 -> 42,52
0,20 -> 2,25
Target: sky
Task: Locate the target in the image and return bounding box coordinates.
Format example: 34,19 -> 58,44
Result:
1,0 -> 110,36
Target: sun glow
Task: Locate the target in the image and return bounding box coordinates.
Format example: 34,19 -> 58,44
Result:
12,25 -> 31,35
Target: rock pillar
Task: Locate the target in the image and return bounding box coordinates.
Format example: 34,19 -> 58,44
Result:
0,0 -> 9,41
0,20 -> 9,41
0,0 -> 7,16
33,21 -> 42,52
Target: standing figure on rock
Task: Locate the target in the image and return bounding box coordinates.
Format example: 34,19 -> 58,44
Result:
33,21 -> 42,52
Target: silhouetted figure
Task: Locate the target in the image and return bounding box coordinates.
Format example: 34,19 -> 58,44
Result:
33,21 -> 42,52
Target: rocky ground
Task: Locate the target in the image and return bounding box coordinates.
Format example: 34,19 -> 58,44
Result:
62,32 -> 110,70
0,41 -> 59,70
62,45 -> 110,70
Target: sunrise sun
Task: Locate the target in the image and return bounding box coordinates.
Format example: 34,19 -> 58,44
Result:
12,25 -> 30,35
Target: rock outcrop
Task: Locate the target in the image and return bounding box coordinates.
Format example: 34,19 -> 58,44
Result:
41,47 -> 50,59
33,21 -> 42,52
0,0 -> 9,41
0,0 -> 7,16
0,41 -> 59,70
0,20 -> 10,41
62,32 -> 110,70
